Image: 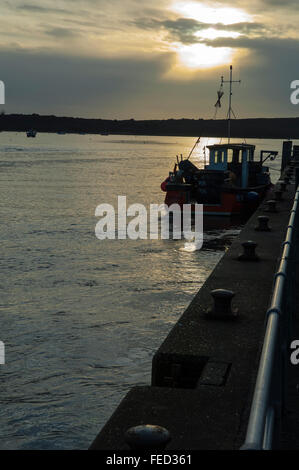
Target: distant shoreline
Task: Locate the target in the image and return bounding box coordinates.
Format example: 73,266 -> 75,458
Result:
1,113 -> 299,139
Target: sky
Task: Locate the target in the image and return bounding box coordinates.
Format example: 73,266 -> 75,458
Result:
1,0 -> 299,119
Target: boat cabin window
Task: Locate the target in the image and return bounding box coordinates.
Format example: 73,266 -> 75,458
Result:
227,149 -> 239,164
233,149 -> 240,164
227,148 -> 240,164
241,148 -> 254,163
215,150 -> 223,164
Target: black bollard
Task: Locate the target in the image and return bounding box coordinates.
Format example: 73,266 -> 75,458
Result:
274,190 -> 283,201
277,180 -> 287,192
255,216 -> 271,232
124,425 -> 171,450
238,241 -> 259,261
266,200 -> 277,212
206,289 -> 238,320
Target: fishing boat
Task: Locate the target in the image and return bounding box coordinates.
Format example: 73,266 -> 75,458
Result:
26,129 -> 37,137
161,66 -> 277,216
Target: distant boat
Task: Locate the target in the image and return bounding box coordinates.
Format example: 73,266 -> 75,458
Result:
57,131 -> 66,135
101,130 -> 109,135
26,129 -> 37,137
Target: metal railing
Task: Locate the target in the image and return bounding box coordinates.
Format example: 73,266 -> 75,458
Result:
241,184 -> 299,450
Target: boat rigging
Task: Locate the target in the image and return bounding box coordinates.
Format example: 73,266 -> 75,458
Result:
160,65 -> 277,217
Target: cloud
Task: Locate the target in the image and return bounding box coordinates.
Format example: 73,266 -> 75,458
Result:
134,16 -> 274,45
201,36 -> 299,51
1,0 -> 299,119
137,18 -> 204,44
16,3 -> 71,15
44,27 -> 79,38
1,35 -> 299,120
261,0 -> 299,5
0,47 -> 174,118
180,0 -> 299,15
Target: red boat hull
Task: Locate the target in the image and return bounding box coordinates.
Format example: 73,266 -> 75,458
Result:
164,186 -> 270,216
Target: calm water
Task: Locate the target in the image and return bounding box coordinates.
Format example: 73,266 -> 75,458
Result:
0,132 -> 290,449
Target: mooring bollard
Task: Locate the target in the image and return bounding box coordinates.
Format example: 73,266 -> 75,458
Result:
281,141 -> 292,171
255,215 -> 271,232
206,289 -> 238,320
274,190 -> 283,201
124,425 -> 171,450
277,180 -> 287,192
238,240 -> 259,261
266,200 -> 277,212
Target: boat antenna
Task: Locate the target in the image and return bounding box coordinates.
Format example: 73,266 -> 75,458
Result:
187,74 -> 223,161
221,65 -> 241,143
186,66 -> 239,161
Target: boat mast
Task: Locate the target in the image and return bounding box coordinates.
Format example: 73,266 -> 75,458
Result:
221,65 -> 240,143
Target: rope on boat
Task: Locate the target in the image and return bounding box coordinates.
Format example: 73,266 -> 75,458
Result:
187,137 -> 200,160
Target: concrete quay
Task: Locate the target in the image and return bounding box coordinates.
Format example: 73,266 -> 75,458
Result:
90,149 -> 299,450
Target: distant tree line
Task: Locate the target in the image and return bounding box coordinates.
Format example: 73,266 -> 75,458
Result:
0,113 -> 299,138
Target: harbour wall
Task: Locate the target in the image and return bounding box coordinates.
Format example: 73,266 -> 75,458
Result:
89,143 -> 298,450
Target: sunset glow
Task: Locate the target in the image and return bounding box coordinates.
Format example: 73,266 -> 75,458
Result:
168,2 -> 250,70
172,1 -> 252,25
176,43 -> 233,69
0,0 -> 296,118
195,28 -> 241,40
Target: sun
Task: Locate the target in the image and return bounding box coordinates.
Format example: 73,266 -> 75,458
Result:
176,43 -> 233,68
168,1 -> 252,71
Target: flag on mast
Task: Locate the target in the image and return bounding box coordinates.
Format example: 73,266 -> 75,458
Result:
215,89 -> 224,108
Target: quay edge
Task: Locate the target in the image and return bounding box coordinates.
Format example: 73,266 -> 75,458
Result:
89,141 -> 298,450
